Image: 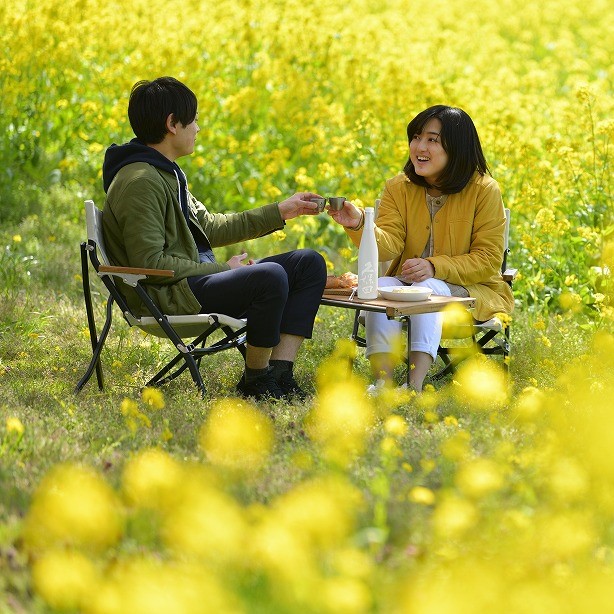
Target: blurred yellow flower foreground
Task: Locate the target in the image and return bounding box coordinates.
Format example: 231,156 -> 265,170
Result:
19,331 -> 614,612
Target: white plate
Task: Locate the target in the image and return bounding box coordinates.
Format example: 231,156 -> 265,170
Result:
378,286 -> 433,302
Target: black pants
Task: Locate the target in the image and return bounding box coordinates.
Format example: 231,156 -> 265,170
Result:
187,249 -> 327,348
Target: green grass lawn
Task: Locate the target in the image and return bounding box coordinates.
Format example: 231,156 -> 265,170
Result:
2,261 -> 607,611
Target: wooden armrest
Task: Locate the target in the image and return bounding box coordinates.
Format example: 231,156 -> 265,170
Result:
98,265 -> 175,278
502,268 -> 517,282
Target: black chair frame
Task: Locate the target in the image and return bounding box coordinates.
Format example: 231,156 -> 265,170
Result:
76,214 -> 246,397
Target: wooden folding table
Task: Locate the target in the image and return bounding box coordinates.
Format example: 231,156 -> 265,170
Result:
320,289 -> 476,385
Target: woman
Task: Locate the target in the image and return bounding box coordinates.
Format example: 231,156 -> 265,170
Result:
330,105 -> 514,391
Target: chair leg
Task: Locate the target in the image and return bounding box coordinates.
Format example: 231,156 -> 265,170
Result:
146,351 -> 206,398
404,316 -> 412,387
351,310 -> 366,347
503,326 -> 511,372
431,348 -> 457,381
75,296 -> 114,393
144,321 -> 247,397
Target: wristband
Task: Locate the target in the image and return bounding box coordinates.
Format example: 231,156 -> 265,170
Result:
351,208 -> 365,231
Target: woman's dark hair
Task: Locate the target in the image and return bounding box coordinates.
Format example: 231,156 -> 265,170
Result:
128,77 -> 198,144
403,105 -> 490,194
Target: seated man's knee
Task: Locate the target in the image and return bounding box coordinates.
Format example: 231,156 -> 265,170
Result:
295,248 -> 327,275
254,262 -> 289,294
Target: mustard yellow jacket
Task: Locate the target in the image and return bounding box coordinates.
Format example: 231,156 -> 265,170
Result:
346,172 -> 514,322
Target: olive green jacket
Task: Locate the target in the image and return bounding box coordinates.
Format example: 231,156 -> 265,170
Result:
102,162 -> 284,315
346,172 -> 514,322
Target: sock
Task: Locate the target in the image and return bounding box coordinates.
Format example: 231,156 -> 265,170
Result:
244,365 -> 270,383
269,360 -> 293,380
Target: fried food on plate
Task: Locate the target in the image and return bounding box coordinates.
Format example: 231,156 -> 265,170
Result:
325,272 -> 358,289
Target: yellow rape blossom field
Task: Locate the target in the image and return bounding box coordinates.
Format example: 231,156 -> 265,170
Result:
1,0 -> 613,612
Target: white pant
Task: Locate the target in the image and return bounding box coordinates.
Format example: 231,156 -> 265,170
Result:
365,277 -> 452,361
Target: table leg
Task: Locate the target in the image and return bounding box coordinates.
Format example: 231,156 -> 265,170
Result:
405,316 -> 411,387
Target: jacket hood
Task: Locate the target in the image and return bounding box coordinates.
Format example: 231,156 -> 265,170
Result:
102,139 -> 178,193
102,138 -> 213,261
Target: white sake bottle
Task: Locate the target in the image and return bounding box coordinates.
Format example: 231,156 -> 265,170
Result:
357,207 -> 379,299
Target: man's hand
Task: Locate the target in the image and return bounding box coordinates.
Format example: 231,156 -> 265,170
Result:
400,258 -> 435,282
227,252 -> 250,269
328,200 -> 363,229
278,193 -> 322,221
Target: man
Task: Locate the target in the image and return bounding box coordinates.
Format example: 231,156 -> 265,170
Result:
102,77 -> 327,401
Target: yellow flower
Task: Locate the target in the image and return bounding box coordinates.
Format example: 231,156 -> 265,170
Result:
199,398 -> 274,471
441,302 -> 474,338
32,550 -> 98,611
162,476 -> 248,564
420,459 -> 436,473
268,476 -> 363,550
452,358 -> 509,411
513,386 -> 545,423
265,184 -> 282,198
539,334 -> 552,348
294,166 -> 315,188
12,234 -> 22,242
320,577 -> 372,614
6,416 -> 24,435
307,378 -> 375,466
141,387 -> 165,410
456,458 -> 504,499
380,436 -> 399,455
564,274 -> 577,286
440,430 -> 471,462
122,448 -> 183,510
120,398 -> 139,416
423,410 -> 439,423
93,557 -> 240,614
383,414 -> 408,437
537,512 -> 596,559
432,494 -> 478,537
23,464 -> 124,551
547,457 -> 588,502
408,486 -> 436,506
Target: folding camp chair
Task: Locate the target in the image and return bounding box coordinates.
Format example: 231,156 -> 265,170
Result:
75,200 -> 247,397
351,207 -> 516,380
432,208 -> 516,379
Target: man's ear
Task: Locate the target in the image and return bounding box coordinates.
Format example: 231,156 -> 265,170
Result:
166,113 -> 177,135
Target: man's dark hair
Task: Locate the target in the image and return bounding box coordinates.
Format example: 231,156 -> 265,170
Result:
128,77 -> 198,144
403,105 -> 490,194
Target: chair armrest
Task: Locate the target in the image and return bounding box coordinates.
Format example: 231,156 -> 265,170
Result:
502,268 -> 517,283
98,265 -> 175,278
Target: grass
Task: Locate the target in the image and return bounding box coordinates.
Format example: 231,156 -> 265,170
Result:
0,0 -> 612,606
0,259 -> 595,607
1,182 -> 608,611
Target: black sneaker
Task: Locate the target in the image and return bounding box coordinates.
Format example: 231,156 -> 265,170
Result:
277,370 -> 307,400
236,369 -> 284,401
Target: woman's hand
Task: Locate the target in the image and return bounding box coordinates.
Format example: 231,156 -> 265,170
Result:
328,200 -> 363,229
400,258 -> 435,282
